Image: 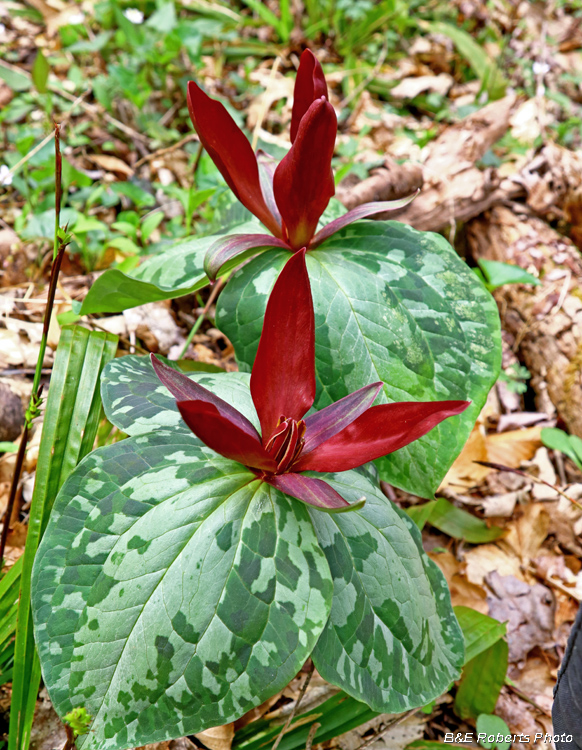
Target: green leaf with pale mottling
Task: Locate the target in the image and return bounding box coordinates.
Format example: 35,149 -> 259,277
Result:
79,221 -> 259,315
101,355 -> 259,436
309,471 -> 464,712
32,431 -> 332,750
216,221 -> 501,498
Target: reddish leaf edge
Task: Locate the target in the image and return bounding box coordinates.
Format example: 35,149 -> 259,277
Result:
310,191 -> 420,248
266,473 -> 365,514
205,233 -> 290,281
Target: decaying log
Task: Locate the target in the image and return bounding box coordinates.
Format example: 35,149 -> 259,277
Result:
338,95 -> 523,232
336,160 -> 424,210
466,204 -> 582,437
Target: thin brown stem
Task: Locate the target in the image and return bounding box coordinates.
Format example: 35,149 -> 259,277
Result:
62,724 -> 76,750
474,460 -> 582,511
0,425 -> 29,565
54,123 -> 62,260
0,124 -> 69,568
134,133 -> 200,168
179,277 -> 225,359
353,709 -> 417,750
271,663 -> 315,750
305,722 -> 321,750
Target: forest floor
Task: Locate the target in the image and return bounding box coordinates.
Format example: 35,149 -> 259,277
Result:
1,1 -> 582,749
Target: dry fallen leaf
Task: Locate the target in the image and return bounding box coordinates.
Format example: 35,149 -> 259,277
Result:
88,154 -> 134,177
486,571 -> 554,662
464,543 -> 523,586
429,550 -> 488,613
503,503 -> 550,564
194,724 -> 234,750
440,426 -> 542,489
390,73 -> 453,99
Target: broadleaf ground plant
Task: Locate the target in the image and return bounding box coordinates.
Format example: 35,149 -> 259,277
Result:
32,50 -> 501,750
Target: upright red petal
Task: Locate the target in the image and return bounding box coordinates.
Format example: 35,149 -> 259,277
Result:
187,81 -> 281,237
291,49 -> 328,143
177,401 -> 275,472
250,249 -> 316,443
273,98 -> 337,250
294,400 -> 471,473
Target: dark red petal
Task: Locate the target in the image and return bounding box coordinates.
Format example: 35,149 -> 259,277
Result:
291,49 -> 328,143
204,233 -> 289,281
257,150 -> 282,226
266,473 -> 364,513
303,383 -> 383,453
273,98 -> 337,250
151,354 -> 261,442
177,401 -> 275,471
310,193 -> 419,248
294,400 -> 471,473
187,81 -> 281,237
250,249 -> 315,443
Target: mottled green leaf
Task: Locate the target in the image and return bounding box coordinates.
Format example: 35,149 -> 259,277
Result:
309,471 -> 464,712
79,221 -> 259,315
101,355 -> 259,436
32,431 -> 332,750
454,639 -> 508,720
454,606 -> 506,664
216,221 -> 501,498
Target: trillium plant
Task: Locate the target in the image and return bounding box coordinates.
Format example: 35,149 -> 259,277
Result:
150,250 -> 469,511
32,49 -> 502,750
191,50 -> 416,277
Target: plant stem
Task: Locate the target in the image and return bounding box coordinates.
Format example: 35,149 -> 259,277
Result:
305,721 -> 321,750
0,425 -> 29,566
179,278 -> 224,359
353,709 -> 418,750
53,122 -> 62,261
0,124 -> 68,568
271,662 -> 314,750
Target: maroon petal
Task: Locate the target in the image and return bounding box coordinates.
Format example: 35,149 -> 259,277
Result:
294,400 -> 471,473
177,401 -> 275,472
257,150 -> 282,226
250,249 -> 315,442
273,98 -> 337,250
151,354 -> 261,441
310,193 -> 419,248
187,81 -> 281,237
204,233 -> 290,281
303,383 -> 383,453
291,49 -> 328,143
266,473 -> 364,513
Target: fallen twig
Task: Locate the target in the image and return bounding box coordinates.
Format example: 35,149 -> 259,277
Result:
271,663 -> 315,750
474,460 -> 582,511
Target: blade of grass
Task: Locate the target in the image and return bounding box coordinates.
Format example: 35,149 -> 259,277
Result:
8,325 -> 118,750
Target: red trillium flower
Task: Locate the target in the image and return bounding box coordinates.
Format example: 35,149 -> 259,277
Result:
187,49 -> 417,281
152,250 -> 470,513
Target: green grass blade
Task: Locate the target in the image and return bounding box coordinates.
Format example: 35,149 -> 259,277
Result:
8,326 -> 117,750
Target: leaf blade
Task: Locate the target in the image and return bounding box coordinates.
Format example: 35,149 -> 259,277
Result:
32,433 -> 332,749
309,471 -> 464,712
